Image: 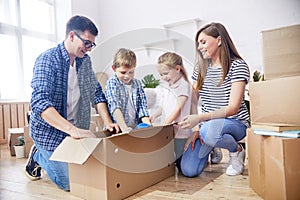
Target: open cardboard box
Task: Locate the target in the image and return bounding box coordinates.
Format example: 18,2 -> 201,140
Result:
51,125 -> 175,200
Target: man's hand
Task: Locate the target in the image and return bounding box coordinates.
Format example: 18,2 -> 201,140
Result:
69,127 -> 96,139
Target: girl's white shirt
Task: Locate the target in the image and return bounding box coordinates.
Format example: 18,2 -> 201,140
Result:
158,77 -> 193,138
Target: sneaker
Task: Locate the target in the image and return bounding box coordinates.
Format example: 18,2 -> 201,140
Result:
226,145 -> 245,176
210,147 -> 223,164
24,145 -> 42,180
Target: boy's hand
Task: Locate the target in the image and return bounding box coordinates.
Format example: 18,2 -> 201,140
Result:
104,123 -> 120,133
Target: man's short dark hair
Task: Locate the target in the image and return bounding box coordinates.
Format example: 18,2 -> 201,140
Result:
65,15 -> 98,38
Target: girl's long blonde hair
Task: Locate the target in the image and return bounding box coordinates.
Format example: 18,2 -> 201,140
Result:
158,52 -> 189,82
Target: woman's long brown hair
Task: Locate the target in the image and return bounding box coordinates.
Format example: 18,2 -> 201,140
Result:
195,22 -> 243,90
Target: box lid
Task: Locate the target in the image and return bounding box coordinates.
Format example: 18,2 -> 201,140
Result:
50,137 -> 103,164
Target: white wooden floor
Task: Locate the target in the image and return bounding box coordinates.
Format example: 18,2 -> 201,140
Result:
0,144 -> 262,200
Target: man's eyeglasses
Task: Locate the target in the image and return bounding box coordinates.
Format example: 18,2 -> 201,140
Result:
74,32 -> 96,49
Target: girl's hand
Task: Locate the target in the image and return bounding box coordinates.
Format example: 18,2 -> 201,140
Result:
178,114 -> 200,129
184,131 -> 200,151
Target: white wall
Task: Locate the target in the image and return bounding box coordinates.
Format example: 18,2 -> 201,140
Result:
55,0 -> 72,41
70,0 -> 300,80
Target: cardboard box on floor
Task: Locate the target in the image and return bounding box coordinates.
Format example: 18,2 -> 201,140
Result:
249,76 -> 300,126
50,125 -> 175,200
8,128 -> 24,156
247,128 -> 300,200
262,24 -> 300,80
24,125 -> 34,158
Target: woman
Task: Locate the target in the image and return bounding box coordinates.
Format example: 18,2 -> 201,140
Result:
179,22 -> 250,176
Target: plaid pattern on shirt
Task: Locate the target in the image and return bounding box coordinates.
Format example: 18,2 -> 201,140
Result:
30,42 -> 106,151
105,74 -> 149,127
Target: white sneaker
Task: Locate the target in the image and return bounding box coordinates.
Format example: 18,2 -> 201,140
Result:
210,148 -> 223,164
226,145 -> 245,176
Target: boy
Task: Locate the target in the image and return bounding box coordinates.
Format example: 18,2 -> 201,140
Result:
105,48 -> 151,132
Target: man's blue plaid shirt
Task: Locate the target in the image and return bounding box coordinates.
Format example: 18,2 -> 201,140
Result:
30,42 -> 106,151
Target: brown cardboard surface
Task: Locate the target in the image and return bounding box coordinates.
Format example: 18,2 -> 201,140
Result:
264,137 -> 300,200
247,129 -> 266,198
51,137 -> 101,164
247,128 -> 300,200
262,24 -> 300,80
249,76 -> 300,126
24,125 -> 33,158
8,128 -> 24,156
51,125 -> 175,200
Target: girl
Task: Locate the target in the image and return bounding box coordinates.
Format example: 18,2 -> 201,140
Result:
151,52 -> 197,169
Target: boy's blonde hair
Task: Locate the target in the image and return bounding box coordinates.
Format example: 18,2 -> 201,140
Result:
157,52 -> 189,82
113,48 -> 136,68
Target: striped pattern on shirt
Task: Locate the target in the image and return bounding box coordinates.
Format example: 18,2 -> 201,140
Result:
192,59 -> 250,127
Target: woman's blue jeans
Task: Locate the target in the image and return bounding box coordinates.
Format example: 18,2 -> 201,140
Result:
33,146 -> 70,191
180,118 -> 247,177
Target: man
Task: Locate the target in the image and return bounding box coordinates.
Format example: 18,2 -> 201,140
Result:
25,15 -> 119,191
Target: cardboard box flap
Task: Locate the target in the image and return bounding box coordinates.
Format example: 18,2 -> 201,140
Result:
50,137 -> 103,164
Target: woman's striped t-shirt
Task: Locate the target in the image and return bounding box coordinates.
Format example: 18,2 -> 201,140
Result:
192,59 -> 250,127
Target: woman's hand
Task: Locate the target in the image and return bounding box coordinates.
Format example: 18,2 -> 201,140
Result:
178,114 -> 200,129
184,131 -> 200,151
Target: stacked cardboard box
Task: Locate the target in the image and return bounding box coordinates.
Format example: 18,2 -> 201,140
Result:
249,76 -> 300,126
262,24 -> 300,80
248,24 -> 300,200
